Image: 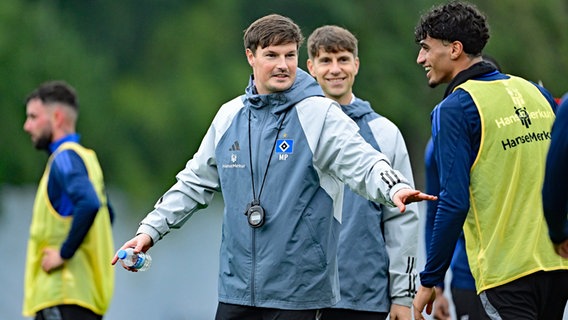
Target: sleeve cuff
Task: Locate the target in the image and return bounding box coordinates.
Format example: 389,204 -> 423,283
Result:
137,223 -> 162,245
391,296 -> 413,308
388,184 -> 412,207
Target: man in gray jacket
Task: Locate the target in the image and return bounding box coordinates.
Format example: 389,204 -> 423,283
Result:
112,14 -> 435,320
308,25 -> 419,320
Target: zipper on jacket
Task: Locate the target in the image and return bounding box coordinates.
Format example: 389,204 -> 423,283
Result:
249,110 -> 269,306
250,228 -> 257,305
248,108 -> 285,306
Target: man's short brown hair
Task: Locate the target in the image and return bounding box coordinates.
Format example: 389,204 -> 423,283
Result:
243,14 -> 304,55
307,25 -> 358,60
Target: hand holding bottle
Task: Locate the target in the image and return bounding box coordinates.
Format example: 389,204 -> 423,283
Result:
116,248 -> 152,271
111,233 -> 154,272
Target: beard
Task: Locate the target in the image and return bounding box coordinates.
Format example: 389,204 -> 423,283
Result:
33,130 -> 52,151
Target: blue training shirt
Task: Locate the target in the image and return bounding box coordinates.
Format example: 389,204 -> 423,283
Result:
421,70 -> 557,287
47,134 -> 114,259
542,97 -> 568,244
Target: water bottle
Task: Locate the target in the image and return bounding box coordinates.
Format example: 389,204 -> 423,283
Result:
117,248 -> 152,271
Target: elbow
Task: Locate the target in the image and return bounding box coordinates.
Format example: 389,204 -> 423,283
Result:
83,196 -> 102,214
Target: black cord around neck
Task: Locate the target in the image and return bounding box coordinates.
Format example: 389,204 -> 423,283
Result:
248,110 -> 289,203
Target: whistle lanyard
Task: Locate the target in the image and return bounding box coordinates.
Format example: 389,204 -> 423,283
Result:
248,109 -> 289,204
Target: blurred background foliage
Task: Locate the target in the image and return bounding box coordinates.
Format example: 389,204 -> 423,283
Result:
2,0 -> 567,213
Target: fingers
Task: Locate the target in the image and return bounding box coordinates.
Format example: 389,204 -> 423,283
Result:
393,189 -> 438,210
111,233 -> 153,267
408,191 -> 437,203
393,189 -> 415,212
394,198 -> 406,213
41,257 -> 49,272
111,254 -> 119,265
413,286 -> 437,320
413,299 -> 433,319
433,296 -> 451,320
418,192 -> 438,201
425,300 -> 433,314
41,248 -> 51,272
111,238 -> 138,266
41,248 -> 64,273
556,240 -> 568,259
413,304 -> 425,320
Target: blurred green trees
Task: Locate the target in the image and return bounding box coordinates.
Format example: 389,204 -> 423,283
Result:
2,0 -> 567,213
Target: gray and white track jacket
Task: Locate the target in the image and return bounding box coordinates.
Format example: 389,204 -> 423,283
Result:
332,97 -> 419,312
137,69 -> 413,309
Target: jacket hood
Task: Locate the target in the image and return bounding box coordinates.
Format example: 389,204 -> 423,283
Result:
341,97 -> 375,119
243,68 -> 324,114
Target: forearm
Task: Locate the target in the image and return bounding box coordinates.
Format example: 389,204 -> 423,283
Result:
58,168 -> 101,259
384,202 -> 420,305
60,205 -> 99,259
420,201 -> 467,287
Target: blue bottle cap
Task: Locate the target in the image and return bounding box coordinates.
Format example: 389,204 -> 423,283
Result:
117,249 -> 127,259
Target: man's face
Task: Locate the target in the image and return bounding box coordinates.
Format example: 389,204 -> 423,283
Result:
246,42 -> 298,94
23,98 -> 54,150
416,36 -> 455,88
307,49 -> 359,105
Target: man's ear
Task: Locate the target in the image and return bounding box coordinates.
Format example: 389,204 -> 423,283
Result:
52,106 -> 65,127
306,59 -> 316,76
52,105 -> 74,130
245,48 -> 255,67
449,41 -> 464,60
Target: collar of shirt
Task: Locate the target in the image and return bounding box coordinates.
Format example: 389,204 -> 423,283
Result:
48,133 -> 81,154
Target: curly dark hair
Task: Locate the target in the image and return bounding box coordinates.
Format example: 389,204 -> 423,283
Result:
414,1 -> 489,56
